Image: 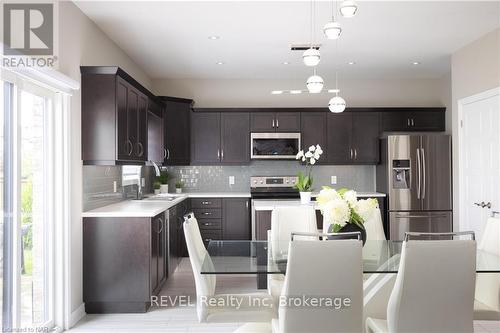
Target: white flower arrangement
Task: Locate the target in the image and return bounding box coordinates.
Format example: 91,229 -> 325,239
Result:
294,145 -> 323,192
317,187 -> 379,232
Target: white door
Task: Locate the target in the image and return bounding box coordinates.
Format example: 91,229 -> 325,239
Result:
459,88 -> 500,241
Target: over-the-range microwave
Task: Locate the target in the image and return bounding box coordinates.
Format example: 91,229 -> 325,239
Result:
250,132 -> 301,159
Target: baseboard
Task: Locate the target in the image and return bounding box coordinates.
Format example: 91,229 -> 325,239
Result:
69,303 -> 86,328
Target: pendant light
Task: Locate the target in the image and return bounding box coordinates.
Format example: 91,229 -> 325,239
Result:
323,1 -> 342,40
306,69 -> 324,93
340,0 -> 358,18
328,45 -> 346,113
303,0 -> 320,67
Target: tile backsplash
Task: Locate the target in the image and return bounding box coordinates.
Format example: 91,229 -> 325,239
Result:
83,162 -> 376,211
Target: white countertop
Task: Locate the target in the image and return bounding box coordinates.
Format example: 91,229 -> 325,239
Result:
185,192 -> 250,198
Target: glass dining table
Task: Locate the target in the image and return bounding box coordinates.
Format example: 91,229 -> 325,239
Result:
200,240 -> 500,276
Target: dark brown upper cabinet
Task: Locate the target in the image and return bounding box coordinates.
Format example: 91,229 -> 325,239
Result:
191,111 -> 250,165
327,112 -> 380,164
147,98 -> 164,164
250,112 -> 300,132
81,66 -> 150,165
381,108 -> 445,132
301,112 -> 328,162
161,97 -> 193,166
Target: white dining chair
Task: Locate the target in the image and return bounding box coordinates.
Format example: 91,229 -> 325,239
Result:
235,232 -> 364,333
364,206 -> 386,241
183,213 -> 275,323
474,215 -> 500,320
366,233 -> 477,333
267,206 -> 318,303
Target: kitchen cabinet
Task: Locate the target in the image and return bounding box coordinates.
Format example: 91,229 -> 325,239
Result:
327,112 -> 380,164
381,108 -> 445,132
191,112 -> 250,165
83,213 -> 166,313
162,97 -> 192,165
168,208 -> 179,277
223,198 -> 251,240
81,67 -> 149,165
301,112 -> 328,162
250,112 -> 300,132
147,98 -> 164,164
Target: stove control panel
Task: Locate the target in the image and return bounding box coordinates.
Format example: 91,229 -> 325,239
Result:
250,176 -> 298,188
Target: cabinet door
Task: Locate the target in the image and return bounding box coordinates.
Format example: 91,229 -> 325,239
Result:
136,93 -> 148,160
191,112 -> 221,164
408,111 -> 445,131
250,112 -> 276,132
381,112 -> 409,132
327,113 -> 352,164
351,113 -> 380,164
275,112 -> 300,132
127,87 -> 139,160
116,78 -> 130,160
221,113 -> 250,164
157,214 -> 166,286
150,218 -> 159,293
147,110 -> 164,164
164,100 -> 191,165
223,199 -> 250,240
301,112 -> 327,162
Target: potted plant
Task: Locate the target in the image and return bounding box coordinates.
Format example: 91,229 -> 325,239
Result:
175,180 -> 184,194
153,180 -> 161,195
316,187 -> 379,245
158,170 -> 173,194
294,145 -> 323,204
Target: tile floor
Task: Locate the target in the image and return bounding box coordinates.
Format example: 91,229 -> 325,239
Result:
69,258 -> 500,333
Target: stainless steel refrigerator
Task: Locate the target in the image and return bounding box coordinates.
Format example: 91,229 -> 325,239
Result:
376,135 -> 452,240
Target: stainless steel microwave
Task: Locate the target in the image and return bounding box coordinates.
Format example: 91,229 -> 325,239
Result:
250,133 -> 301,159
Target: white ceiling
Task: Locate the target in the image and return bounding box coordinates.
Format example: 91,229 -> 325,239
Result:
75,1 -> 500,80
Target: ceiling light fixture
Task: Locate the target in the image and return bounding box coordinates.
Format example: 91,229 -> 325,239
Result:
306,69 -> 324,93
271,90 -> 283,95
348,61 -> 356,65
283,61 -> 290,65
216,61 -> 225,65
208,35 -> 220,40
303,0 -> 320,66
412,61 -> 421,65
323,1 -> 342,40
329,95 -> 347,113
340,0 -> 358,18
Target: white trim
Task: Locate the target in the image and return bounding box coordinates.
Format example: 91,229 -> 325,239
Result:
457,86 -> 500,232
1,67 -> 79,95
69,303 -> 86,328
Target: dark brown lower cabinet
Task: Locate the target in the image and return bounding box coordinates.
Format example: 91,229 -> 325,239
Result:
223,198 -> 251,240
83,212 -> 166,313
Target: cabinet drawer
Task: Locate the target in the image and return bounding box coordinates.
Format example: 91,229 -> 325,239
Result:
197,219 -> 222,230
191,198 -> 222,209
193,208 -> 222,219
200,229 -> 223,247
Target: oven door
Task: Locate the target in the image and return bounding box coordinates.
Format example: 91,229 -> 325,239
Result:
250,132 -> 301,159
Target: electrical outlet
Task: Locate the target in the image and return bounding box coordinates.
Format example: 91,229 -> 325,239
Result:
331,176 -> 337,185
141,178 -> 146,187
229,176 -> 235,185
113,181 -> 117,193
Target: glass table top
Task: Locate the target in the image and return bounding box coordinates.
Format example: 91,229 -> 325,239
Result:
200,240 -> 500,275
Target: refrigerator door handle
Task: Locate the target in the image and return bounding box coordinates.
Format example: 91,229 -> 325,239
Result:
395,213 -> 449,219
416,148 -> 421,199
421,148 -> 426,199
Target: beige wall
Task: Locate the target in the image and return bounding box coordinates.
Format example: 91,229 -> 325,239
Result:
153,77 -> 447,108
451,28 -> 500,229
57,1 -> 152,317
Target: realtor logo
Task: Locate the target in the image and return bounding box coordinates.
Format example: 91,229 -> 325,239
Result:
3,3 -> 54,56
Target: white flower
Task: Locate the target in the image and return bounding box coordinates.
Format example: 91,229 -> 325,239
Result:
316,188 -> 341,206
308,145 -> 316,152
310,157 -> 316,165
323,199 -> 350,227
313,152 -> 321,160
343,190 -> 358,207
316,145 -> 323,154
301,156 -> 306,162
296,150 -> 304,160
355,198 -> 379,221
305,151 -> 313,158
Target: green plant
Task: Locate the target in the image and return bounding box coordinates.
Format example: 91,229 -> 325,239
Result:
294,171 -> 313,192
175,180 -> 184,189
153,181 -> 161,190
158,170 -> 173,185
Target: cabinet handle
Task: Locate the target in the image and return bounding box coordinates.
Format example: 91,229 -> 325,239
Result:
157,218 -> 164,233
411,118 -> 415,127
204,238 -> 211,243
125,139 -> 133,156
217,149 -> 220,159
350,148 -> 353,159
167,148 -> 170,160
221,149 -> 224,161
276,118 -> 279,128
202,222 -> 212,226
202,212 -> 212,216
136,142 -> 144,157
202,201 -> 212,205
246,201 -> 249,209
407,118 -> 411,127
163,148 -> 167,158
354,148 -> 357,160
272,119 -> 275,128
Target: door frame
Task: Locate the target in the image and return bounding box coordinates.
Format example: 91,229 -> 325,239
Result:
457,86 -> 500,233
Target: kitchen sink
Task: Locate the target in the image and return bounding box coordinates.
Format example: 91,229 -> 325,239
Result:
140,194 -> 183,202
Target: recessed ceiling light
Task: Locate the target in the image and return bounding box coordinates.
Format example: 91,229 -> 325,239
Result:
271,90 -> 283,95
290,90 -> 302,94
216,61 -> 225,65
283,61 -> 290,65
412,61 -> 421,65
208,35 -> 220,40
348,61 -> 356,65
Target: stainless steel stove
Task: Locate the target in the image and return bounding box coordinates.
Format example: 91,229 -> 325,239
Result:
250,176 -> 299,199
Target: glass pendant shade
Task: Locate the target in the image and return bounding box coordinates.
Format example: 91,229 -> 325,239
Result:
328,95 -> 347,113
303,48 -> 321,67
323,21 -> 342,40
340,0 -> 358,18
306,75 -> 324,93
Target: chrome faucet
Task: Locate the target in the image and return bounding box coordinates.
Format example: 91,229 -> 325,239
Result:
150,160 -> 161,177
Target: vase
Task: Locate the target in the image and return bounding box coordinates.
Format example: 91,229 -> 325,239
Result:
328,223 -> 367,245
160,184 -> 169,193
176,188 -> 182,194
300,191 -> 312,204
